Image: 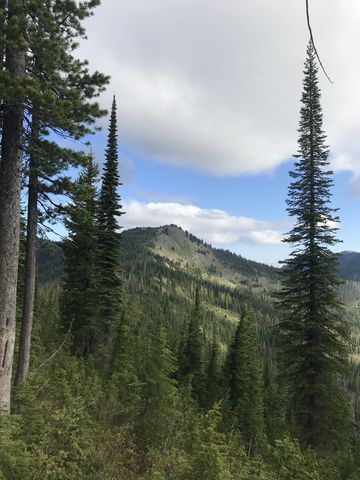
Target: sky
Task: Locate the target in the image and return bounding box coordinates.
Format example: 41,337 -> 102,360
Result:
73,0 -> 360,265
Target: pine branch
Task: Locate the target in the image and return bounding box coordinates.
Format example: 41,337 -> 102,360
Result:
41,192 -> 65,212
38,222 -> 66,243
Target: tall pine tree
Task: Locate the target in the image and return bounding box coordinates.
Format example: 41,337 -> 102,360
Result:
15,0 -> 108,384
95,96 -> 123,364
278,42 -> 351,450
225,304 -> 264,454
61,157 -> 99,356
179,287 -> 204,404
0,0 -> 26,413
204,332 -> 222,409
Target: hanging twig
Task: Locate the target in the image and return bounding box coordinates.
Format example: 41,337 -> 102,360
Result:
160,386 -> 186,454
306,0 -> 333,84
34,317 -> 74,373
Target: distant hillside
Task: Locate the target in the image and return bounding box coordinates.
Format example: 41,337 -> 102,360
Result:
37,239 -> 63,285
37,225 -> 281,352
37,227 -> 360,289
120,225 -> 282,352
338,251 -> 360,282
122,224 -> 279,289
36,226 -> 360,354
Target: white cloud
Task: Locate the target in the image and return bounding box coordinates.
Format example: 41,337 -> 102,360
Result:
78,1 -> 360,179
349,174 -> 360,196
138,191 -> 195,205
122,200 -> 284,246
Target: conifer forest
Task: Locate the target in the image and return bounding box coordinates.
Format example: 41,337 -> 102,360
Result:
2,1 -> 360,479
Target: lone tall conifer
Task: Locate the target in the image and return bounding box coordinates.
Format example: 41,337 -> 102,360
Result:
278,42 -> 350,450
96,96 -> 123,363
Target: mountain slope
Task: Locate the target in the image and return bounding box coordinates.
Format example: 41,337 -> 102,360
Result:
37,226 -> 360,355
122,224 -> 279,290
38,225 -> 280,353
338,251 -> 360,282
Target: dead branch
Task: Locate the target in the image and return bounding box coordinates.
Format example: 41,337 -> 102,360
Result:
306,0 -> 333,84
34,317 -> 74,373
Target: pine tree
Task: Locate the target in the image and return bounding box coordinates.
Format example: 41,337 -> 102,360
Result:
61,157 -> 99,356
15,0 -> 108,384
187,405 -> 231,480
263,356 -> 285,444
0,0 -> 26,414
204,333 -> 223,409
179,287 -> 204,403
225,304 -> 264,453
107,307 -> 141,422
277,42 -> 351,450
137,326 -> 178,448
95,96 -> 123,363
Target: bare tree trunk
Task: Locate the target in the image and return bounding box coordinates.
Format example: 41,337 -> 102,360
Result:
0,0 -> 6,144
15,116 -> 39,385
0,0 -> 25,414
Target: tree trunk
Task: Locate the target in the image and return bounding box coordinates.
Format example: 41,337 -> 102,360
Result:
0,0 -> 6,141
0,0 -> 26,414
15,116 -> 39,385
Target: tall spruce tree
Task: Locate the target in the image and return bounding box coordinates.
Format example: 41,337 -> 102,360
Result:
96,96 -> 123,363
225,304 -> 264,453
61,157 -> 99,356
204,333 -> 222,409
278,42 -> 351,450
179,287 -> 204,403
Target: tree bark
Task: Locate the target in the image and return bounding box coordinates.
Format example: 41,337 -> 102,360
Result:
0,0 -> 26,414
0,0 -> 6,141
14,116 -> 39,385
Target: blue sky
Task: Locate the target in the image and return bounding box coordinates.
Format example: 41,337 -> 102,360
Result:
64,0 -> 360,265
82,127 -> 359,266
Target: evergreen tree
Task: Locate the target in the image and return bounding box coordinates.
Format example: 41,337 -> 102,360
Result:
179,287 -> 204,403
107,307 -> 141,422
137,326 -> 178,448
277,42 -> 351,450
15,0 -> 108,384
95,96 -> 123,363
225,304 -> 264,453
263,356 -> 285,444
61,157 -> 99,356
186,405 -> 231,480
204,333 -> 223,409
0,0 -> 26,413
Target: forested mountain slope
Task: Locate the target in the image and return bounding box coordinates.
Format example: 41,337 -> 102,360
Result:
338,251 -> 360,282
14,224 -> 359,479
38,225 -> 280,354
38,225 -> 360,354
123,224 -> 278,285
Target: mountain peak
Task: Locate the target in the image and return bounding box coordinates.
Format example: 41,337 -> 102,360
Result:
123,225 -> 279,289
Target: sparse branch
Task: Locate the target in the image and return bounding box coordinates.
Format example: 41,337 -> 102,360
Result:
41,192 -> 65,211
34,317 -> 74,374
38,222 -> 66,243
